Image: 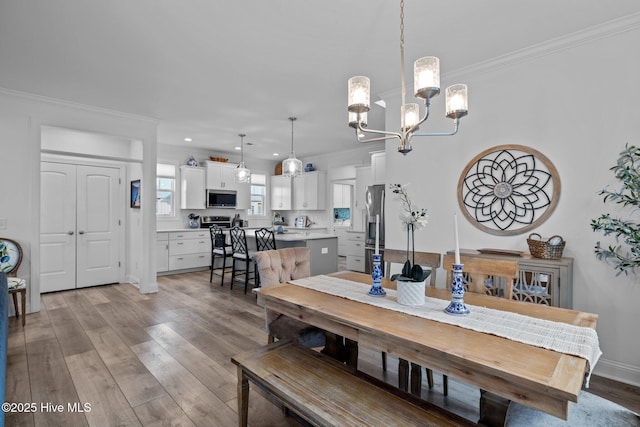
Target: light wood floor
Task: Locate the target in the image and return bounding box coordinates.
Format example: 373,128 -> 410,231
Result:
5,269 -> 639,426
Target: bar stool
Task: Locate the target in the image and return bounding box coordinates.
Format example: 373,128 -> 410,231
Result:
209,225 -> 232,286
255,227 -> 276,251
230,227 -> 257,294
254,227 -> 276,288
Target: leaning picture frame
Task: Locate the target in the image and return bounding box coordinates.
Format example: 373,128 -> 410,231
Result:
131,180 -> 141,208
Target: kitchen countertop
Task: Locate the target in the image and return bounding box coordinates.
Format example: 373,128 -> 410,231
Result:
157,228 -> 208,233
245,229 -> 336,241
157,228 -> 336,241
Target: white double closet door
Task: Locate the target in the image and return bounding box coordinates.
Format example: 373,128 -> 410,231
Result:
40,161 -> 122,293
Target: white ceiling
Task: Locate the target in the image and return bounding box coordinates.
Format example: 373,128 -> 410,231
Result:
1,1 -> 640,161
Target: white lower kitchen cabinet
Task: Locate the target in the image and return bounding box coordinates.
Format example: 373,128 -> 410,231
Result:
157,230 -> 212,273
334,227 -> 349,256
345,231 -> 366,272
156,232 -> 169,273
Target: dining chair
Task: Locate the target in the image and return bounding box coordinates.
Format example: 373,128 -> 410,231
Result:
230,226 -> 257,294
254,247 -> 326,348
209,225 -> 232,286
441,253 -> 519,395
383,248 -> 441,396
442,253 -> 518,300
0,238 -> 27,326
0,237 -> 22,277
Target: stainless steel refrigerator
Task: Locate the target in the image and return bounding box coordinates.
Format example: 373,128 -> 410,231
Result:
364,184 -> 385,274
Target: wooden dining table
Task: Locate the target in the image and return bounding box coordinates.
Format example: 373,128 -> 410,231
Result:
256,271 -> 599,426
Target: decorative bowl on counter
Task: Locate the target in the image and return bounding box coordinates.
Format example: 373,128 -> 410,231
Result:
210,156 -> 229,162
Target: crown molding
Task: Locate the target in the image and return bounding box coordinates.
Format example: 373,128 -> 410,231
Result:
380,12 -> 640,100
446,12 -> 640,81
0,87 -> 158,124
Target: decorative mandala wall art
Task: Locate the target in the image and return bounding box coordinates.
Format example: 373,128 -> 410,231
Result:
458,145 -> 561,236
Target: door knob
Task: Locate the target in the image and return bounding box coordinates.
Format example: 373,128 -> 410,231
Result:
78,230 -> 85,235
67,231 -> 74,235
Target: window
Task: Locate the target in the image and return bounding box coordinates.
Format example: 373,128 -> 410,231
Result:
249,173 -> 266,216
157,163 -> 176,216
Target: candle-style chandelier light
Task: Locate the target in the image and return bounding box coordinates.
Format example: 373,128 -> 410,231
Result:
347,0 -> 469,155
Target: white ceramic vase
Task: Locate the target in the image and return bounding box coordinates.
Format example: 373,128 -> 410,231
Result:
397,280 -> 426,306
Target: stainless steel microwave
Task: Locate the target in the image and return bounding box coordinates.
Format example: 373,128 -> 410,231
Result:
207,189 -> 237,208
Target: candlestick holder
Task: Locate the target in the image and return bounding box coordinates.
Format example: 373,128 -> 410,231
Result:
368,254 -> 386,297
444,263 -> 470,316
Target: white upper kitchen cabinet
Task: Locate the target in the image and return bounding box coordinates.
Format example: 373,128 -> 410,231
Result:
180,166 -> 206,209
206,161 -> 237,190
206,161 -> 250,208
333,183 -> 351,209
271,175 -> 292,210
371,151 -> 386,185
293,170 -> 326,210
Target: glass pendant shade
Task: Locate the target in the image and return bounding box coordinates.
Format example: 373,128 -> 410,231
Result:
282,154 -> 303,178
235,133 -> 250,183
349,111 -> 367,128
283,117 -> 303,178
235,162 -> 250,183
414,56 -> 440,99
445,84 -> 469,119
348,76 -> 371,113
402,103 -> 420,131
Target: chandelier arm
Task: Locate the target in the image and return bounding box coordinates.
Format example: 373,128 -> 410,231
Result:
412,119 -> 461,137
356,133 -> 401,143
356,122 -> 402,141
405,101 -> 432,135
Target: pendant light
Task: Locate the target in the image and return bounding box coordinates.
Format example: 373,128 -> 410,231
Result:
282,117 -> 303,178
235,133 -> 250,183
347,0 -> 469,155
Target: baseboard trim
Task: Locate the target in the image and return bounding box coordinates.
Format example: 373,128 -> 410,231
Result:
593,357 -> 640,388
126,275 -> 140,285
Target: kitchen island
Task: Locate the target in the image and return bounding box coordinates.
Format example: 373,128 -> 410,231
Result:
245,229 -> 338,276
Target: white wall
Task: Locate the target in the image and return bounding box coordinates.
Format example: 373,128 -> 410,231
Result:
0,89 -> 159,312
384,26 -> 640,386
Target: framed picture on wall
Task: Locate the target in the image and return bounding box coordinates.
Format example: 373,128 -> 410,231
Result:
131,180 -> 141,208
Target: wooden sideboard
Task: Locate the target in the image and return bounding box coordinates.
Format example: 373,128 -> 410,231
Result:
451,250 -> 574,309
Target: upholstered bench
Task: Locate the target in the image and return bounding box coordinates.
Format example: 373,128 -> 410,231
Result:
505,389 -> 640,426
232,340 -> 476,427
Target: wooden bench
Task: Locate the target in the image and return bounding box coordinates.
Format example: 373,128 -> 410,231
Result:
231,340 -> 476,427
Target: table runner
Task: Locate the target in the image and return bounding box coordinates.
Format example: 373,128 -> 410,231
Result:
288,275 -> 602,385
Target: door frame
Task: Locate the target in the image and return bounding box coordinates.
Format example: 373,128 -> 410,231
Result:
40,154 -> 126,287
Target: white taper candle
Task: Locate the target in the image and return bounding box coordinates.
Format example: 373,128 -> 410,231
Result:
375,214 -> 380,255
454,213 -> 461,264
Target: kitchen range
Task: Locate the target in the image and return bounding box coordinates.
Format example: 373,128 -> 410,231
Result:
200,215 -> 232,229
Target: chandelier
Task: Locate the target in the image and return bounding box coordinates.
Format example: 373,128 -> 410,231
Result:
235,133 -> 250,183
347,0 -> 469,155
282,117 -> 303,177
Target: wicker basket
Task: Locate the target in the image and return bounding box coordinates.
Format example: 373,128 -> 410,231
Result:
527,233 -> 566,259
209,156 -> 229,162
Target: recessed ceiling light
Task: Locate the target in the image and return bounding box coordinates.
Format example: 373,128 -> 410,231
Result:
234,146 -> 241,150
273,153 -> 279,156
184,137 -> 192,142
